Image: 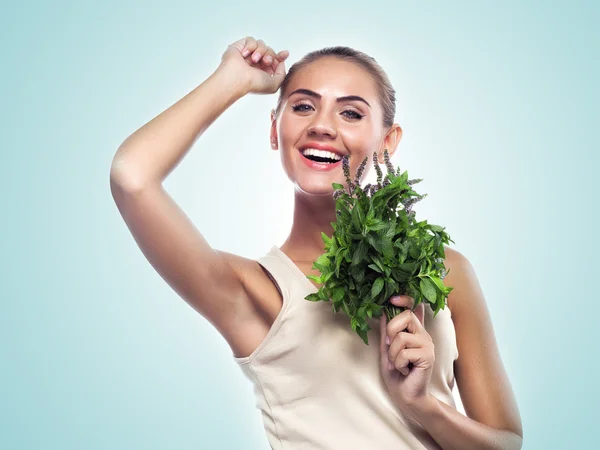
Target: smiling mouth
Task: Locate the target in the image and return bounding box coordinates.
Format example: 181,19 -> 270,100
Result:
298,149 -> 344,171
298,149 -> 344,164
303,154 -> 340,164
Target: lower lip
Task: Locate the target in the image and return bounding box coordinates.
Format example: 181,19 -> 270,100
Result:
299,150 -> 343,171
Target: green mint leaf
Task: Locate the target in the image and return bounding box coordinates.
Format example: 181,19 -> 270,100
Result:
420,277 -> 437,303
370,277 -> 385,300
368,263 -> 383,273
321,231 -> 332,248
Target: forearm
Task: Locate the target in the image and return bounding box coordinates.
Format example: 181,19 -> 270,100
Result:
110,66 -> 249,190
406,395 -> 522,450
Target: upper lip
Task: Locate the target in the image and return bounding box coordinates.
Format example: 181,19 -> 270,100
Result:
298,142 -> 346,156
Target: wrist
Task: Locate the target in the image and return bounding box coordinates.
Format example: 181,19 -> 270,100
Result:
405,394 -> 439,425
213,63 -> 251,98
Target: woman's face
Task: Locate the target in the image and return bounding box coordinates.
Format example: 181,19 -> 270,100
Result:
271,57 -> 393,196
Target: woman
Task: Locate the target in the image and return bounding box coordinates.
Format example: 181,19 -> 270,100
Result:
110,36 -> 523,449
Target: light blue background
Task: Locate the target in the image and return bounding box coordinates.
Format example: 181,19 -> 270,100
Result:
1,1 -> 598,449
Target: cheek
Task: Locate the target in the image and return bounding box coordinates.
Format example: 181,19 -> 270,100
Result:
278,115 -> 303,145
344,117 -> 377,140
343,127 -> 379,155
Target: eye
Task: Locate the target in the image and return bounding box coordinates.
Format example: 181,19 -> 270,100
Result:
291,103 -> 364,120
291,103 -> 313,112
342,109 -> 364,120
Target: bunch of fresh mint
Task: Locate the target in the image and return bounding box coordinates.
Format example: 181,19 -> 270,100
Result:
304,149 -> 455,345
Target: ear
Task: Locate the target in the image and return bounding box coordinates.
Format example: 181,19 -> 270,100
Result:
270,109 -> 278,150
380,123 -> 402,159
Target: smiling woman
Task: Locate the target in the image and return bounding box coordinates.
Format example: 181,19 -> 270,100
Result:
110,35 -> 523,450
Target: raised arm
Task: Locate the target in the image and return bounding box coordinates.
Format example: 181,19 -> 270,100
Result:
109,37 -> 289,340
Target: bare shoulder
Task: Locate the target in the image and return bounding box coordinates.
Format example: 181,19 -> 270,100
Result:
440,246 -> 473,313
442,245 -> 466,268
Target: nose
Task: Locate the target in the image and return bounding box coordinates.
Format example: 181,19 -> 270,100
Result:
307,109 -> 337,139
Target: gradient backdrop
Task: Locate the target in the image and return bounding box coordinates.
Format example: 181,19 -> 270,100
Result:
1,1 -> 598,449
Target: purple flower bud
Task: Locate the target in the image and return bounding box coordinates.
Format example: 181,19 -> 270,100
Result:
383,149 -> 395,175
354,156 -> 368,185
373,152 -> 383,187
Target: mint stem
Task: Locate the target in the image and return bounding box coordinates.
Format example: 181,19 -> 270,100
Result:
384,305 -> 406,321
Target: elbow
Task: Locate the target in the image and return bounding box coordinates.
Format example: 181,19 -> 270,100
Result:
511,433 -> 523,450
501,430 -> 523,450
109,155 -> 155,196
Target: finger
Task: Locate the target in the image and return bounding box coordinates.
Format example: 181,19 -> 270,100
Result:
414,302 -> 425,327
261,46 -> 277,66
388,330 -> 423,363
387,331 -> 425,375
392,348 -> 431,375
269,50 -> 289,73
271,49 -> 288,66
259,57 -> 275,76
271,57 -> 279,71
390,295 -> 415,309
385,308 -> 412,338
260,51 -> 278,76
392,348 -> 417,375
251,39 -> 268,63
406,310 -> 424,335
273,57 -> 286,79
387,308 -> 425,338
241,36 -> 257,58
380,314 -> 393,372
229,38 -> 246,53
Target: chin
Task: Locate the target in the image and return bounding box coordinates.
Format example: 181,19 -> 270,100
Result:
293,177 -> 342,197
281,156 -> 349,196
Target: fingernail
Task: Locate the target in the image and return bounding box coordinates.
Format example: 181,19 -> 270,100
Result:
264,55 -> 272,63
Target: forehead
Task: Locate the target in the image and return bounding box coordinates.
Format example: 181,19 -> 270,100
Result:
286,57 -> 378,100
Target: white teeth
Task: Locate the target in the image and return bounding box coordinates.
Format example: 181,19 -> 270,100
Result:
301,148 -> 342,161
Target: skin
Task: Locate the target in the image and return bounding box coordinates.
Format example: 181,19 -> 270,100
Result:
268,56 -> 402,265
267,55 -> 523,448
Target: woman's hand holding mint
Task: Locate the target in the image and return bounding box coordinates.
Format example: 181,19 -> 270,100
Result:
219,36 -> 290,95
380,295 -> 436,415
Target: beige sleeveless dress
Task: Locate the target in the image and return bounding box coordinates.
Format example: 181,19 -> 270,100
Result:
233,245 -> 460,449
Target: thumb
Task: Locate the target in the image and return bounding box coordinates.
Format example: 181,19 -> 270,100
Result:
273,58 -> 286,79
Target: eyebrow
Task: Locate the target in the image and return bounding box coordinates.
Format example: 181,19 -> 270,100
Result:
288,88 -> 371,108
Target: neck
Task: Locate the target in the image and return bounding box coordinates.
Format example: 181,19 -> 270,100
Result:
281,189 -> 337,263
